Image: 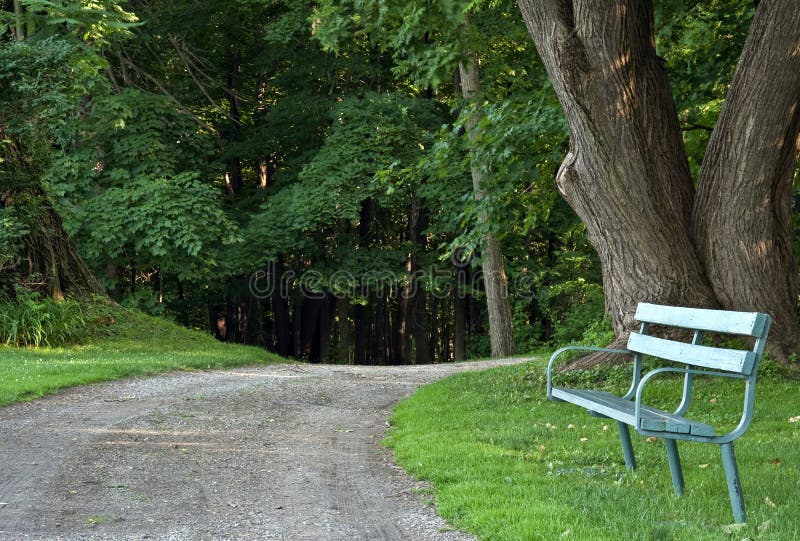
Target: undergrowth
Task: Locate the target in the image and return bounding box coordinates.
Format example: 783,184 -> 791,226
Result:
0,290 -> 87,346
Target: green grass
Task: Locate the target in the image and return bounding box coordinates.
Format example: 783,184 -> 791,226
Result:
385,359 -> 800,540
0,304 -> 285,406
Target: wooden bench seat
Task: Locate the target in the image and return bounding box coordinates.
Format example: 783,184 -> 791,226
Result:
546,303 -> 771,524
550,387 -> 715,437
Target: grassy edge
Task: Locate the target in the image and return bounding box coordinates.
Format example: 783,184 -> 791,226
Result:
384,359 -> 800,541
0,304 -> 289,407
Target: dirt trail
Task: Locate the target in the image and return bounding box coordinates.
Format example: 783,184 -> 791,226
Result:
0,358 -> 531,540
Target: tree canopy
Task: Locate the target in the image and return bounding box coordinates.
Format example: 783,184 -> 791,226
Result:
1,0 -> 798,364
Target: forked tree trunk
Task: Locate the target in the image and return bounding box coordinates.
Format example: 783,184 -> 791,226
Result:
458,58 -> 516,357
694,0 -> 800,358
517,0 -> 717,337
517,0 -> 800,363
516,0 -> 721,342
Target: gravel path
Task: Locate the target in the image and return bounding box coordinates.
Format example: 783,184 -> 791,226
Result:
0,358 -> 531,540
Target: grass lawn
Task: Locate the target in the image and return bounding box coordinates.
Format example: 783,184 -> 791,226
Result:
0,305 -> 285,406
385,358 -> 800,541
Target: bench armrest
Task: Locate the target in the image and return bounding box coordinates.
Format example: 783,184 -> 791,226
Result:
634,367 -> 751,442
547,346 -> 632,399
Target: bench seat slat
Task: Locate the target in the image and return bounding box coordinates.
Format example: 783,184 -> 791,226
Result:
634,303 -> 769,337
627,332 -> 755,374
551,387 -> 715,437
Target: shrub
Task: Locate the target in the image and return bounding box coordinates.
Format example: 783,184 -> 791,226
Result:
548,281 -> 611,346
0,290 -> 86,346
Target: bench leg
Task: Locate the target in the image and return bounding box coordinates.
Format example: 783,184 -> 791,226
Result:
721,442 -> 747,524
665,439 -> 684,496
616,421 -> 636,470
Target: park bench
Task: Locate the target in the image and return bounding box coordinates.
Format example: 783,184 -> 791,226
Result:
547,302 -> 771,524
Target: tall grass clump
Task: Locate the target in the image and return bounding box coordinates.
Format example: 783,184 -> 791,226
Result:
0,290 -> 86,346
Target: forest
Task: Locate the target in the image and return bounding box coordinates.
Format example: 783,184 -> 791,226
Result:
1,0 -> 799,366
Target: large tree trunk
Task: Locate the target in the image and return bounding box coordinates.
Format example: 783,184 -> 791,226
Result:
694,0 -> 800,357
20,208 -> 102,300
2,183 -> 101,300
458,58 -> 516,357
516,0 -> 717,342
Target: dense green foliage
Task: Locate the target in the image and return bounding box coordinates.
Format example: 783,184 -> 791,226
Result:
386,360 -> 800,540
1,0 -> 794,363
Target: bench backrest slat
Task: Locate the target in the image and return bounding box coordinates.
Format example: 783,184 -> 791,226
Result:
627,332 -> 757,374
634,303 -> 769,337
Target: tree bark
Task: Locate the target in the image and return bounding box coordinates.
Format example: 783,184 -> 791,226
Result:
12,0 -> 24,42
516,0 -> 717,341
17,203 -> 102,300
458,58 -> 516,357
454,281 -> 466,362
334,296 -> 352,363
271,257 -> 293,357
224,49 -> 243,195
694,0 -> 800,357
407,199 -> 433,364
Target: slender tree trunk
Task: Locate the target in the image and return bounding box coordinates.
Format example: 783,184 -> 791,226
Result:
516,0 -> 717,348
292,294 -> 303,357
458,58 -> 516,357
454,281 -> 467,362
407,199 -> 433,364
389,295 -> 404,364
694,0 -> 800,358
374,295 -> 390,364
319,294 -> 332,362
353,303 -> 368,364
335,296 -> 352,363
224,49 -> 243,195
12,0 -> 24,42
272,257 -> 293,357
301,297 -> 322,362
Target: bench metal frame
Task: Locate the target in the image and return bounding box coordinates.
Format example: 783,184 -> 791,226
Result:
547,303 -> 772,524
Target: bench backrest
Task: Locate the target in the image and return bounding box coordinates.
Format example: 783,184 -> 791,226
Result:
628,303 -> 772,376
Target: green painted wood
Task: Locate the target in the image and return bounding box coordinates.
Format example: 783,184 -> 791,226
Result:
721,442 -> 747,524
634,303 -> 769,337
627,332 -> 756,374
548,303 -> 770,525
550,387 -> 715,437
617,421 -> 636,470
665,439 -> 685,495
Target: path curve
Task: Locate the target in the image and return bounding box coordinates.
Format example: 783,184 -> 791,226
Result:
0,358 -> 531,540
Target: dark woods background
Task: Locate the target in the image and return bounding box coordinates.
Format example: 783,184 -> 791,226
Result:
3,1 -> 781,364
